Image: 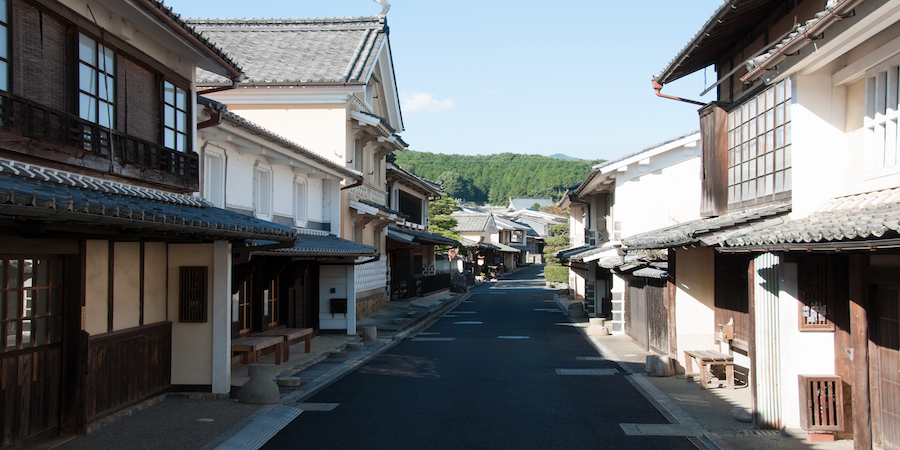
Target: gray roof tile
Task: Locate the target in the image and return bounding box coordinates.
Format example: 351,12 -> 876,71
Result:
723,188 -> 900,248
623,202 -> 792,249
188,17 -> 387,84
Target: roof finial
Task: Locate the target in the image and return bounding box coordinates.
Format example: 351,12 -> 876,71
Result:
374,0 -> 390,16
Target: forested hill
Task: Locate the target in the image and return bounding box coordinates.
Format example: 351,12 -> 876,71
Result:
393,151 -> 604,205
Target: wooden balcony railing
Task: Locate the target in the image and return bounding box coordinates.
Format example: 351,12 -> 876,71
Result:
0,91 -> 199,191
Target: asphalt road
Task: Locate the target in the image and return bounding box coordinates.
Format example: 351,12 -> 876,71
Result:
263,266 -> 695,449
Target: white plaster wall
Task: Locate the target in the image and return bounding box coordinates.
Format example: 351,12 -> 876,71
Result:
167,244 -> 215,386
777,261 -> 837,429
112,242 -> 141,331
218,106 -> 349,166
143,242 -> 168,325
791,72 -> 848,219
319,265 -> 350,331
674,247 -> 717,368
615,156 -> 701,238
84,240 -> 109,335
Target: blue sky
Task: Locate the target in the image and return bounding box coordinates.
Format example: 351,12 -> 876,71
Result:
165,0 -> 723,161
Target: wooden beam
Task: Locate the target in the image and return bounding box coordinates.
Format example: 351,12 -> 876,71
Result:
849,254 -> 872,450
667,248 -> 678,359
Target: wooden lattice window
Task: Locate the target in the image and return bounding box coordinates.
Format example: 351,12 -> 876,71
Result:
798,255 -> 834,331
179,266 -> 207,323
798,375 -> 844,432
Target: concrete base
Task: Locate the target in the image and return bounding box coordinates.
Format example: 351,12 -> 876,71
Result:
587,317 -> 610,336
806,432 -> 835,442
567,303 -> 587,318
238,364 -> 280,405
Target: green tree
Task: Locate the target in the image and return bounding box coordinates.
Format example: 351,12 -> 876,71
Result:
530,202 -> 542,210
429,196 -> 465,255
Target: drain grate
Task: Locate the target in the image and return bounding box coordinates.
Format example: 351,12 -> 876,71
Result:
738,429 -> 780,436
576,356 -> 604,361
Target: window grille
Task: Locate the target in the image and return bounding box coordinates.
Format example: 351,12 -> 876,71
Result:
726,80 -> 792,206
798,255 -> 834,331
179,266 -> 207,323
798,375 -> 844,432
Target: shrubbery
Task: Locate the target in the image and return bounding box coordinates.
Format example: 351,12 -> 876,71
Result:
543,264 -> 569,283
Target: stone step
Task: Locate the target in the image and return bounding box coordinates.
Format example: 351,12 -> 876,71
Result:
346,342 -> 364,349
276,377 -> 302,387
329,351 -> 349,358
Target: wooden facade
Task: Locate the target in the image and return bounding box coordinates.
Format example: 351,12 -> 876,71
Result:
86,322 -> 171,421
624,276 -> 669,354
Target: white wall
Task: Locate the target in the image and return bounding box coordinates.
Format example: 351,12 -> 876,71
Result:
167,244 -> 215,386
674,247 -> 717,368
614,152 -> 701,238
777,261 -> 837,430
214,106 -> 349,166
319,265 -> 355,333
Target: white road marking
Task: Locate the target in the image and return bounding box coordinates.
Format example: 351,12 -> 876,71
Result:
498,336 -> 529,339
412,337 -> 457,342
453,321 -> 483,325
555,368 -> 618,375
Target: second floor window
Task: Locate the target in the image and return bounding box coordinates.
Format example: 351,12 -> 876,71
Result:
398,190 -> 423,225
78,33 -> 115,129
254,166 -> 272,218
294,178 -> 307,227
727,79 -> 792,208
164,81 -> 188,152
865,63 -> 900,177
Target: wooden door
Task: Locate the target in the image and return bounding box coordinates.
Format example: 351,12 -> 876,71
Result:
647,279 -> 669,355
0,257 -> 63,449
626,277 -> 649,351
876,286 -> 900,449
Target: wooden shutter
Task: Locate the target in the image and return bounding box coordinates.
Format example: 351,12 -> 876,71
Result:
119,57 -> 157,141
699,102 -> 728,217
12,0 -> 68,110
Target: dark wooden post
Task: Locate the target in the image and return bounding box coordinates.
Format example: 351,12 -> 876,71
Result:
667,248 -> 678,359
849,254 -> 872,450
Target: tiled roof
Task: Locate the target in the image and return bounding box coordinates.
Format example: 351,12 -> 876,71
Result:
142,1 -> 244,79
255,228 -> 375,256
556,244 -> 594,260
483,242 -> 520,253
452,213 -> 492,232
386,163 -> 442,197
622,202 -> 792,249
359,199 -> 406,218
387,225 -> 458,246
189,17 -> 387,84
742,0 -> 860,83
0,160 -> 296,241
493,216 -> 530,231
199,97 -> 362,181
653,0 -> 788,85
508,197 -> 554,211
722,188 -> 900,250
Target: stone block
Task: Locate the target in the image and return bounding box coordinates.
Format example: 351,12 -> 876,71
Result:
276,377 -> 302,387
238,364 -> 280,405
587,317 -> 610,336
732,406 -> 753,423
361,326 -> 377,342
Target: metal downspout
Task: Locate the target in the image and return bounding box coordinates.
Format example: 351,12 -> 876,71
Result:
652,80 -> 707,106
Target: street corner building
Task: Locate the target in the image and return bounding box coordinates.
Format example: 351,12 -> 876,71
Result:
0,0 -> 296,448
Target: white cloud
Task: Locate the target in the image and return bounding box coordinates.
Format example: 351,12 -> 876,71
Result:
401,92 -> 454,113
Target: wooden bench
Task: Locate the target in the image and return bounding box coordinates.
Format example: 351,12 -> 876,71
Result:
255,328 -> 313,363
231,336 -> 284,366
684,350 -> 734,390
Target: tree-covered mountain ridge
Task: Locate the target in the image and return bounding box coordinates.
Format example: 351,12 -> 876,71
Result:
393,151 -> 605,205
